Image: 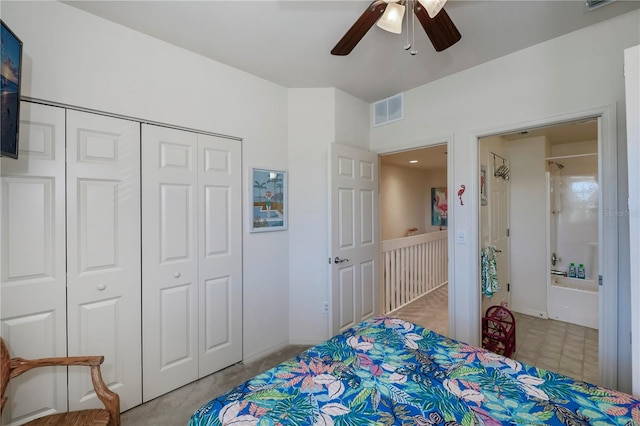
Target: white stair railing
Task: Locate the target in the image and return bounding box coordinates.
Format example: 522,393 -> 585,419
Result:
381,231 -> 448,313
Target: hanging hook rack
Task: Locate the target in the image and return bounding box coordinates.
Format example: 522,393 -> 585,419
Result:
491,152 -> 510,180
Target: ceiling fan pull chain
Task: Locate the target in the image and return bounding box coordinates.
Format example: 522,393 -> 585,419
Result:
404,1 -> 411,50
410,1 -> 418,55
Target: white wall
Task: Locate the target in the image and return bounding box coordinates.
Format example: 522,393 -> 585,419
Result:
288,88 -> 369,345
288,89 -> 334,344
370,10 -> 639,392
380,165 -> 447,240
509,136 -> 548,318
380,165 -> 429,240
1,1 -> 291,362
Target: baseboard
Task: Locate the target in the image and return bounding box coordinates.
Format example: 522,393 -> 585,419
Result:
242,339 -> 291,364
511,306 -> 549,320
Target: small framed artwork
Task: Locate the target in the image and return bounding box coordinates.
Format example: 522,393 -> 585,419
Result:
431,187 -> 448,227
480,165 -> 488,206
250,168 -> 288,232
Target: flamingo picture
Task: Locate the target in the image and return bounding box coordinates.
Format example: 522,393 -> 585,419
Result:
434,194 -> 448,219
458,185 -> 466,205
431,187 -> 448,226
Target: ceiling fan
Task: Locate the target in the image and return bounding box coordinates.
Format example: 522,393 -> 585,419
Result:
331,0 -> 461,56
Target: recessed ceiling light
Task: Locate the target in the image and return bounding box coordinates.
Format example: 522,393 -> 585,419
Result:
409,160 -> 418,164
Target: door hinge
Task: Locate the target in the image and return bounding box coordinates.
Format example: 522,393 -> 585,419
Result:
506,228 -> 510,237
599,275 -> 603,286
328,257 -> 332,264
507,283 -> 510,292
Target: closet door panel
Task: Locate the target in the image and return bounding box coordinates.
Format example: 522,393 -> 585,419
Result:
142,124 -> 198,402
66,110 -> 141,411
198,135 -> 242,377
1,102 -> 68,425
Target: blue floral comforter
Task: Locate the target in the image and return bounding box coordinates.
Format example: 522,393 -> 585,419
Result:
189,316 -> 640,425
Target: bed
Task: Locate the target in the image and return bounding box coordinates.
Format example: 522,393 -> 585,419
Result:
189,316 -> 639,425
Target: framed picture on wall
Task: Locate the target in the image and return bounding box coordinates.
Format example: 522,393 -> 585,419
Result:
481,165 -> 488,206
250,168 -> 288,232
431,187 -> 447,227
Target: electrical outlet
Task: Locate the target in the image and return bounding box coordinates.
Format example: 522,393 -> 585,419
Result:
322,302 -> 329,314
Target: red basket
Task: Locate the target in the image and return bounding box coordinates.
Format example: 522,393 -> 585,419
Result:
482,306 -> 516,358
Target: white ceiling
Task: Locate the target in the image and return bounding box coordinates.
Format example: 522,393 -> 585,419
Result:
64,0 -> 640,103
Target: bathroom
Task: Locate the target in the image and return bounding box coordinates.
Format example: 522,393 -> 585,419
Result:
546,137 -> 599,329
481,119 -> 599,330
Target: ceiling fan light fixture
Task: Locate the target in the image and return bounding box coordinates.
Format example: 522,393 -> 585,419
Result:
376,2 -> 405,34
419,0 -> 447,18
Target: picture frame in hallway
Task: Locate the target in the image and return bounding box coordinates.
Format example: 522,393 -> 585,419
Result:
480,165 -> 488,206
250,168 -> 287,232
431,187 -> 448,227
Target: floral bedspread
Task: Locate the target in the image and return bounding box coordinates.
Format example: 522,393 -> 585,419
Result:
188,316 -> 640,425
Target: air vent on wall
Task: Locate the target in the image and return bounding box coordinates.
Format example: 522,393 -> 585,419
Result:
585,0 -> 616,11
373,93 -> 404,127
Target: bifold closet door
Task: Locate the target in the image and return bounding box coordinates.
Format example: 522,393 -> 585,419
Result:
197,134 -> 242,378
1,102 -> 68,424
141,124 -> 242,402
66,110 -> 142,411
142,124 -> 199,401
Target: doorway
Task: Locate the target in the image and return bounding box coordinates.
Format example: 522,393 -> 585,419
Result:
478,118 -> 601,383
379,144 -> 449,335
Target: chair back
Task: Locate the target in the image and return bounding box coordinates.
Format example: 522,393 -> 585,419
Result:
1,337 -> 10,413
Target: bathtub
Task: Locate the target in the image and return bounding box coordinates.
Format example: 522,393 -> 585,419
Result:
547,275 -> 598,329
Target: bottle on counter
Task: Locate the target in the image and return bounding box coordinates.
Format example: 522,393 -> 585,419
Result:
569,263 -> 576,278
577,263 -> 585,279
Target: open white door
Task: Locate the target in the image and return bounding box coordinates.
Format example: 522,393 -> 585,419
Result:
486,153 -> 510,311
329,143 -> 379,335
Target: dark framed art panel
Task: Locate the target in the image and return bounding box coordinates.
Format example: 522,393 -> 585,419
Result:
1,20 -> 23,159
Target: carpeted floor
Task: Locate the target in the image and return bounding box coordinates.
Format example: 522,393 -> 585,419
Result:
392,283 -> 449,336
121,345 -> 308,425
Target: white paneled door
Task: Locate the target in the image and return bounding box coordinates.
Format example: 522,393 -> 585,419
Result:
66,110 -> 142,411
197,134 -> 242,378
1,102 -> 68,425
487,153 -> 510,309
329,143 -> 379,334
142,125 -> 199,401
142,124 -> 242,401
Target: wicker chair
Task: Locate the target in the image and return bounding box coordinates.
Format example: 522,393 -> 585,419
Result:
1,337 -> 120,426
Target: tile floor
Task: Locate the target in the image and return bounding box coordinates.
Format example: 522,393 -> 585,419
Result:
511,311 -> 599,384
392,284 -> 599,384
121,285 -> 599,424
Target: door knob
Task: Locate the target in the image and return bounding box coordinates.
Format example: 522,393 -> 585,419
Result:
174,272 -> 181,278
97,284 -> 106,291
334,257 -> 350,264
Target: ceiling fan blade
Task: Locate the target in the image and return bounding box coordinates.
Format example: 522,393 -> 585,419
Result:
331,1 -> 387,56
413,4 -> 461,52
